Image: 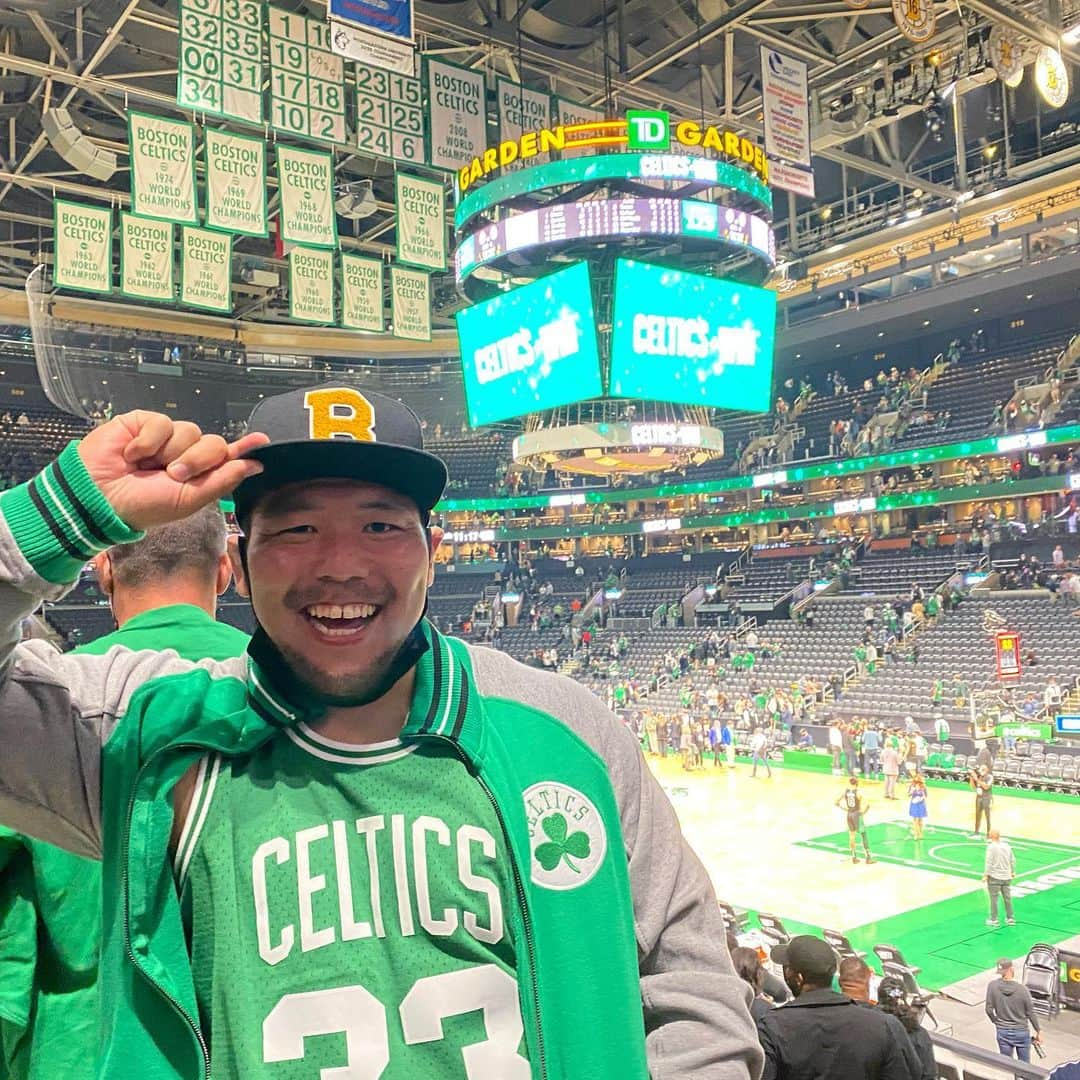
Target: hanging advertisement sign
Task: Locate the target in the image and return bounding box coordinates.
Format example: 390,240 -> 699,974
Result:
119,213 -> 173,301
329,0 -> 412,44
892,0 -> 936,43
205,129 -> 268,237
341,253 -> 384,331
769,160 -> 816,198
497,78 -> 552,170
332,19 -> 415,75
180,225 -> 232,312
128,112 -> 198,224
395,172 -> 446,270
425,58 -> 487,172
289,246 -> 336,324
760,47 -> 811,168
390,265 -> 430,341
276,145 -> 338,248
53,200 -> 112,294
1034,46 -> 1069,108
989,26 -> 1024,88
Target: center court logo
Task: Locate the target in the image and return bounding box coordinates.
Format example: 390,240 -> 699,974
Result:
523,782 -> 607,890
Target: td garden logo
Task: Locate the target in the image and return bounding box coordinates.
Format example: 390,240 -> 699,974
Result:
523,782 -> 607,890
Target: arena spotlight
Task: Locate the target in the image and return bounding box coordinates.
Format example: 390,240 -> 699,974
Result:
924,92 -> 947,140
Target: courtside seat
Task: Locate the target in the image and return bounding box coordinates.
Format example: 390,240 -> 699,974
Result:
874,943 -> 921,975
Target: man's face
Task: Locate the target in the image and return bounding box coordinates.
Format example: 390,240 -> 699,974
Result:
236,480 -> 440,702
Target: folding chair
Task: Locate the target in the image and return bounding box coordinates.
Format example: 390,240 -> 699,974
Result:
1023,943 -> 1061,1020
874,943 -> 921,975
717,899 -> 749,934
823,929 -> 866,962
757,912 -> 791,950
882,961 -> 939,1029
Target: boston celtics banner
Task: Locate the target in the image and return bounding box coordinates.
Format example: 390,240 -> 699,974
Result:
205,130 -> 267,237
395,172 -> 446,270
119,213 -> 173,301
180,225 -> 232,312
390,265 -> 430,341
53,200 -> 112,294
341,253 -> 384,331
128,111 -> 197,224
277,145 -> 337,249
289,246 -> 336,324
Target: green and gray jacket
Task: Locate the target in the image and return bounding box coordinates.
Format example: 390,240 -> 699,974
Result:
0,444 -> 761,1080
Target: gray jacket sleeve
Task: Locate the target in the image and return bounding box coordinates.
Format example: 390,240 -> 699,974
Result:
469,646 -> 763,1080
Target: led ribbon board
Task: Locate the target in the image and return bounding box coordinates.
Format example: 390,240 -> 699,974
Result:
608,258 -> 777,412
454,152 -> 773,230
455,262 -> 602,427
455,197 -> 776,283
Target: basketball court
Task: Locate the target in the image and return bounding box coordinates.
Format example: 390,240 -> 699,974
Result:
650,754 -> 1080,993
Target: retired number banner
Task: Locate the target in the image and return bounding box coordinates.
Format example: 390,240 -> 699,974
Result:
341,253 -> 384,331
289,246 -> 336,324
277,145 -> 337,249
53,200 -> 112,294
120,213 -> 173,301
180,225 -> 232,312
395,173 -> 446,270
390,265 -> 429,341
205,130 -> 268,237
128,112 -> 198,224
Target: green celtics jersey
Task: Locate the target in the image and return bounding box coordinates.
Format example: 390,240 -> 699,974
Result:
177,725 -> 528,1079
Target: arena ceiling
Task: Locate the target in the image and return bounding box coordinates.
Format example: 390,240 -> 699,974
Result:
0,0 -> 1075,329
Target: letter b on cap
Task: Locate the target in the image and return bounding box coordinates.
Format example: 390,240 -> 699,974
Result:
627,110 -> 670,150
304,387 -> 376,442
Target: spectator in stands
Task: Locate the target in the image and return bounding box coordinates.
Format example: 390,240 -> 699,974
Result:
757,937 -> 915,1080
985,958 -> 1042,1062
1043,676 -> 1062,711
731,947 -> 774,1022
876,978 -> 935,1080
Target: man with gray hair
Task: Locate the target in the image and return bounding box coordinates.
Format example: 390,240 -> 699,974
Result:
0,505 -> 248,1080
983,829 -> 1016,928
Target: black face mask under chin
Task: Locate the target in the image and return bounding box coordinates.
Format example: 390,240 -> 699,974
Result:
238,537 -> 431,715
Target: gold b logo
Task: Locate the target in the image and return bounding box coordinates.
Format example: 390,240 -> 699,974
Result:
304,388 -> 376,442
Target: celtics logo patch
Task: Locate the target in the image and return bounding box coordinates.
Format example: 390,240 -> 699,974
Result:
523,782 -> 607,891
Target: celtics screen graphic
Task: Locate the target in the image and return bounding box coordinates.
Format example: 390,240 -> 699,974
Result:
176,729 -> 529,1078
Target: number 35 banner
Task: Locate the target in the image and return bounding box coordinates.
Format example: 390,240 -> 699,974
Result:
128,112 -> 198,224
277,145 -> 338,248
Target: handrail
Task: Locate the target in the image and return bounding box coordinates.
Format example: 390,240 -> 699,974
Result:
927,1031 -> 1049,1078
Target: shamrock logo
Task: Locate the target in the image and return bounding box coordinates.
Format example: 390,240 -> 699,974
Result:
534,812 -> 591,874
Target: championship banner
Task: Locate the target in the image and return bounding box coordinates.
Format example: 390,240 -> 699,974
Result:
276,146 -> 337,249
497,78 -> 552,169
289,246 -> 336,324
180,225 -> 232,312
390,265 -> 430,341
205,130 -> 268,237
426,59 -> 487,172
760,47 -> 811,168
341,253 -> 384,331
53,200 -> 112,294
553,97 -> 605,158
128,112 -> 198,224
395,172 -> 446,270
119,213 -> 173,301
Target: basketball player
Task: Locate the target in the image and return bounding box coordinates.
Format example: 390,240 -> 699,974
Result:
0,390 -> 761,1079
835,778 -> 875,864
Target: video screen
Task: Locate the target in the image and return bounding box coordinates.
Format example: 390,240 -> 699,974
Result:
607,259 -> 776,412
455,262 -> 602,427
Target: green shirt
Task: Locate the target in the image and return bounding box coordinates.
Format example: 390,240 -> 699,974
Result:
0,604 -> 247,1080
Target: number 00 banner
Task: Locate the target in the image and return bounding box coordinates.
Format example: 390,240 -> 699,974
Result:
53,200 -> 112,294
289,246 -> 336,324
277,145 -> 337,249
128,112 -> 198,224
390,265 -> 430,341
341,253 -> 384,331
120,213 -> 174,301
180,225 -> 232,312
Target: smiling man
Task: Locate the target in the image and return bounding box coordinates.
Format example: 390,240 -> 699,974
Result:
0,385 -> 761,1080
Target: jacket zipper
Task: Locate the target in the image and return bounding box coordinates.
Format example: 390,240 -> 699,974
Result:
424,732 -> 548,1080
122,743 -> 212,1080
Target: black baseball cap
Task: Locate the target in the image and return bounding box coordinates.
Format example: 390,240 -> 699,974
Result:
770,936 -> 838,981
232,384 -> 448,526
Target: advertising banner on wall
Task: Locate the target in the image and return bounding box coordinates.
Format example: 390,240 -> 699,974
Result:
53,200 -> 112,294
760,47 -> 811,167
425,59 -> 487,172
119,213 -> 173,301
276,145 -> 337,248
205,130 -> 268,237
180,225 -> 232,312
341,253 -> 384,331
390,265 -> 430,340
289,246 -> 336,323
128,112 -> 198,224
395,172 -> 446,270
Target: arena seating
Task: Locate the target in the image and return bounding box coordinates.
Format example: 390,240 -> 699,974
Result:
0,406 -> 94,487
724,554 -> 812,604
427,430 -> 510,497
843,545 -> 966,594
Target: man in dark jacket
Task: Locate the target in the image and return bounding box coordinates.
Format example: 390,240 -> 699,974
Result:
986,958 -> 1043,1061
757,936 -> 916,1079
